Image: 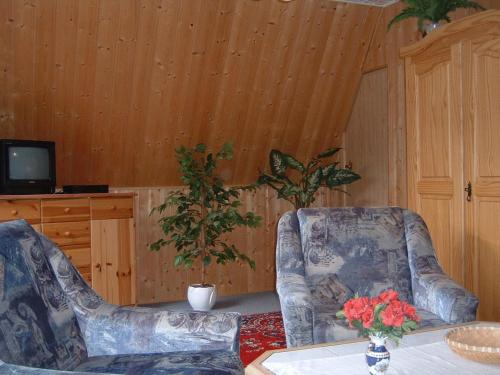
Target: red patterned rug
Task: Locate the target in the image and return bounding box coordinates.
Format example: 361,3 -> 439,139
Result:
240,311 -> 287,366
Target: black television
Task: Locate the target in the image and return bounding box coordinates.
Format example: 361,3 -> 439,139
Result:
0,139 -> 56,194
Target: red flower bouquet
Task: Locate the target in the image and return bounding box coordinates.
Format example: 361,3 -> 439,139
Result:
336,289 -> 420,343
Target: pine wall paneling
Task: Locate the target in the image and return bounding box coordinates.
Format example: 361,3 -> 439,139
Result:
0,0 -> 381,187
351,0 -> 500,208
344,68 -> 389,206
114,186 -> 344,304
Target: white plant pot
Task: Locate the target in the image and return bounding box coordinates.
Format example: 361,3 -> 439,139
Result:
187,284 -> 217,311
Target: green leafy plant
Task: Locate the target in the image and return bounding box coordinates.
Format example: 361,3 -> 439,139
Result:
387,0 -> 485,32
149,143 -> 261,285
257,148 -> 361,209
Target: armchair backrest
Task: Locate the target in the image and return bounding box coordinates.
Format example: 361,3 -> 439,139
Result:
0,220 -> 87,370
297,207 -> 413,305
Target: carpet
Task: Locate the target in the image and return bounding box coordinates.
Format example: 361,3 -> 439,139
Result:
239,311 -> 287,366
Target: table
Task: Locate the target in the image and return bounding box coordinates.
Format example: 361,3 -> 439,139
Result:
245,323 -> 500,375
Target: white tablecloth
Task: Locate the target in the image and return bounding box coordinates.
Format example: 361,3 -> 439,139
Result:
263,325 -> 500,375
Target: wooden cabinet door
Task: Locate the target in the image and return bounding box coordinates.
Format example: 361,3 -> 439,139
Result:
405,45 -> 465,285
465,35 -> 500,321
91,218 -> 135,305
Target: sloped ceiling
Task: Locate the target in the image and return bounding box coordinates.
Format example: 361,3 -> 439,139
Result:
0,0 -> 382,186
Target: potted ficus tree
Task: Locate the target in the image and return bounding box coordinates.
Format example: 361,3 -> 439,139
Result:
150,143 -> 261,311
257,148 -> 361,209
388,0 -> 486,36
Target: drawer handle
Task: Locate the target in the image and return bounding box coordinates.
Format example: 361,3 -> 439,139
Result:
64,231 -> 71,237
11,210 -> 18,215
106,262 -> 112,266
64,207 -> 71,213
111,205 -> 117,210
95,263 -> 101,270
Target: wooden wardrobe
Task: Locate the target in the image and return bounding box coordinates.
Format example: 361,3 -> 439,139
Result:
402,10 -> 500,321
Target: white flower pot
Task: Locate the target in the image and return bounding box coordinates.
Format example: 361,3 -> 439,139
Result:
187,284 -> 217,311
421,20 -> 443,37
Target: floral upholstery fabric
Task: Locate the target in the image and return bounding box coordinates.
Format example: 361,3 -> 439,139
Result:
277,208 -> 479,348
40,235 -> 241,357
0,220 -> 87,370
0,352 -> 244,375
74,351 -> 243,374
299,207 -> 413,305
0,220 -> 243,374
404,211 -> 478,323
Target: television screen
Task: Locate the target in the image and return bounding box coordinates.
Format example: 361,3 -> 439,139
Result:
8,146 -> 51,180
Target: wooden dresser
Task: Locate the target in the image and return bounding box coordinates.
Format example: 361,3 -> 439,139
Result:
0,193 -> 135,306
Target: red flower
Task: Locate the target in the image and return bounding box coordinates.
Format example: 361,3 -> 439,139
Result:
379,289 -> 399,304
361,307 -> 375,328
339,290 -> 419,336
402,302 -> 420,322
380,300 -> 405,327
370,296 -> 381,307
343,296 -> 371,321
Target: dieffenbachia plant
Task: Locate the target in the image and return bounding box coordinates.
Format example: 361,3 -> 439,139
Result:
257,148 -> 361,209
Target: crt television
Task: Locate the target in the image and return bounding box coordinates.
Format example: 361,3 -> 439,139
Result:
0,139 -> 56,194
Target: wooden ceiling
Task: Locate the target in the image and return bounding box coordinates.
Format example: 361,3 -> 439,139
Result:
1,0 -> 382,186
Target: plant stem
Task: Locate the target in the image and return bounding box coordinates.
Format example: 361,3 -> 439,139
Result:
200,185 -> 207,286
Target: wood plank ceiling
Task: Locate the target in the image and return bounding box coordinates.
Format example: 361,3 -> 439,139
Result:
0,0 -> 381,186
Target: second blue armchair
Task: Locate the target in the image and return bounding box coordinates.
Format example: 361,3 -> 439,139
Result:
276,207 -> 478,347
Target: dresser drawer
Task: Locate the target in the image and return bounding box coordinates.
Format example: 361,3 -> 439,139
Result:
0,200 -> 41,224
42,221 -> 90,247
41,198 -> 90,223
91,197 -> 133,220
61,245 -> 91,268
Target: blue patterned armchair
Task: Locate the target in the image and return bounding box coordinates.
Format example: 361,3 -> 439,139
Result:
0,220 -> 243,374
276,207 -> 479,347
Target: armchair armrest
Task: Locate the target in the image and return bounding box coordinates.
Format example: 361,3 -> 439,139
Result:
277,274 -> 314,347
40,234 -> 240,357
404,210 -> 479,323
0,361 -> 106,375
276,212 -> 314,347
412,272 -> 478,323
79,304 -> 241,356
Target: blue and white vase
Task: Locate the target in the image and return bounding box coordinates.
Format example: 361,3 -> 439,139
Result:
366,335 -> 390,375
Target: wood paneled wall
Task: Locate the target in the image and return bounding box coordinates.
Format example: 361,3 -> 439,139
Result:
0,0 -> 381,187
342,0 -> 500,208
344,68 -> 388,206
114,186 -> 343,304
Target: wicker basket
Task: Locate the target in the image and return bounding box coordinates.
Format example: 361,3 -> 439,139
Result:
445,326 -> 500,363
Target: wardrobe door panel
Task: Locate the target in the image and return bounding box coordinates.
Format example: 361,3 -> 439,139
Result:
406,46 -> 465,285
469,37 -> 500,321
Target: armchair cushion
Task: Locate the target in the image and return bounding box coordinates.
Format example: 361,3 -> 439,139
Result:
0,220 -> 87,370
312,304 -> 446,344
298,207 -> 413,304
74,350 -> 243,375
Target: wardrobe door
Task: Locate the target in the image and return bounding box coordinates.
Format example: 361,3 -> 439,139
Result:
405,45 -> 465,285
466,35 -> 500,321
